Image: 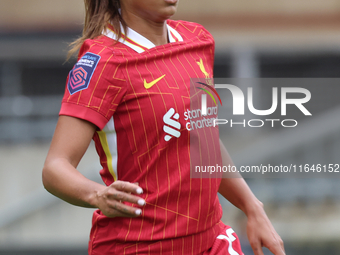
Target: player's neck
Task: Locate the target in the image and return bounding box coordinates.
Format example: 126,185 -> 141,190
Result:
121,11 -> 169,46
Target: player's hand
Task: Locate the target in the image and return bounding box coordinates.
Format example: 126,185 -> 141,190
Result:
246,203 -> 285,255
95,181 -> 145,218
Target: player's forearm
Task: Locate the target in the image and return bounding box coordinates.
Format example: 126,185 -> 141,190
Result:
42,157 -> 105,208
218,139 -> 263,216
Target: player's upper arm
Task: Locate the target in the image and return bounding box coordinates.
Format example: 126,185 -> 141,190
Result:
45,115 -> 97,168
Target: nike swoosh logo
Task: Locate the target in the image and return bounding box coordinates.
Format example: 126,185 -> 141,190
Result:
144,74 -> 166,89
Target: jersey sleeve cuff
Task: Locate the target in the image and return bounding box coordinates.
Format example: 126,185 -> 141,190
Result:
59,102 -> 109,130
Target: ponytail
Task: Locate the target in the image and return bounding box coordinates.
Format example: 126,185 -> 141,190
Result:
67,0 -> 126,59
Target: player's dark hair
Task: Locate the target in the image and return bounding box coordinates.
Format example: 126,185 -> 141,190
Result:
68,0 -> 126,59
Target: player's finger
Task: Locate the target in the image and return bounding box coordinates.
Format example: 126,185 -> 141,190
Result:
266,241 -> 286,255
107,190 -> 146,206
108,200 -> 143,217
280,238 -> 285,254
109,210 -> 141,218
111,180 -> 143,195
250,241 -> 264,255
128,182 -> 139,195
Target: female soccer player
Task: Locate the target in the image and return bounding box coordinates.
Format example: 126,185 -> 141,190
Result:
42,0 -> 285,254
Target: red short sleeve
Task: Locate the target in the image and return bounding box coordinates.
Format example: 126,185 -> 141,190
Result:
59,40 -> 127,130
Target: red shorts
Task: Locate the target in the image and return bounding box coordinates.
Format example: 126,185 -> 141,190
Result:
89,222 -> 243,255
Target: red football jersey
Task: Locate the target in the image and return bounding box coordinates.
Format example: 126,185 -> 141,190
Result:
60,20 -> 240,255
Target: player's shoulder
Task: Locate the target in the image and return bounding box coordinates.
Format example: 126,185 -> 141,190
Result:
77,36 -> 121,61
69,37 -> 123,89
167,19 -> 214,41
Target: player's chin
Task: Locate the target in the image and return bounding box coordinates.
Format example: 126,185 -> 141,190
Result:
158,6 -> 178,20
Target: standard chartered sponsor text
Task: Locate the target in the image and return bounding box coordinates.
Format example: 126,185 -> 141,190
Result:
185,106 -> 217,131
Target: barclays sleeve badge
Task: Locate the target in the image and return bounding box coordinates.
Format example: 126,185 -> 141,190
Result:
67,52 -> 101,95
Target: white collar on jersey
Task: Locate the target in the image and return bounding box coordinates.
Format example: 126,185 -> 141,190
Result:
104,23 -> 184,53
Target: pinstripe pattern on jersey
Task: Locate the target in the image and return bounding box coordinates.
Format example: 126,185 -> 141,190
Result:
115,29 -> 218,246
